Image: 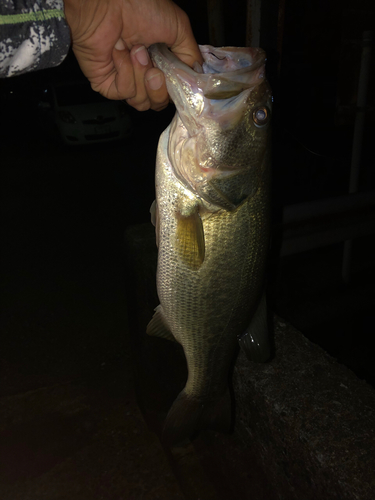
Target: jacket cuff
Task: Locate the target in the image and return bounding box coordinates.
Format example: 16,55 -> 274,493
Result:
0,0 -> 71,77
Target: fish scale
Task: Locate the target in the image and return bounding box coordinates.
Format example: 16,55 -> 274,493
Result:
147,43 -> 272,445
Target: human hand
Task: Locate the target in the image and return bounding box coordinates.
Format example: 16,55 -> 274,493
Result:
64,0 -> 203,111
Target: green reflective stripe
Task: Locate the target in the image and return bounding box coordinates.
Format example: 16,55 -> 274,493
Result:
0,9 -> 65,25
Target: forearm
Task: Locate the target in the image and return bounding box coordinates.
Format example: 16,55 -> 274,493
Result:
0,0 -> 71,78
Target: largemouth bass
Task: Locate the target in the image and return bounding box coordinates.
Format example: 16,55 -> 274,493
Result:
147,43 -> 272,445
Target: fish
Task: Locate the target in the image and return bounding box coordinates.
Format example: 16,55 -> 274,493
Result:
147,43 -> 272,445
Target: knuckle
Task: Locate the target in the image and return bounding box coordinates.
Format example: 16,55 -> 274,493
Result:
127,99 -> 150,112
136,101 -> 151,112
117,84 -> 136,100
152,101 -> 169,112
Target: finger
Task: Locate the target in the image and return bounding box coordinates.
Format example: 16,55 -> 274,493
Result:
104,38 -> 136,100
125,45 -> 154,111
170,7 -> 203,67
145,68 -> 169,112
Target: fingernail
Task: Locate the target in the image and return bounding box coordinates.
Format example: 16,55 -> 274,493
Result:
134,46 -> 149,66
115,38 -> 125,51
147,73 -> 163,90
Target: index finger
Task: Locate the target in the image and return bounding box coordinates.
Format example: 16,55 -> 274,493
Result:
145,67 -> 169,111
169,9 -> 203,67
106,39 -> 137,100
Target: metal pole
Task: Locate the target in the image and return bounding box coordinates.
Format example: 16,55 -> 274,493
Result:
348,31 -> 373,194
283,190 -> 375,224
342,31 -> 373,284
207,0 -> 225,47
246,0 -> 262,47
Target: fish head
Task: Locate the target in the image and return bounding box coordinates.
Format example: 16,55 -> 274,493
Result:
150,44 -> 272,210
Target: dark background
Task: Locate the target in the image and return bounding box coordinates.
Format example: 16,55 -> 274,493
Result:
0,0 -> 374,496
1,0 -> 374,395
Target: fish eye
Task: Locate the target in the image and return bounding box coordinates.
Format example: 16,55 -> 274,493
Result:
253,107 -> 268,126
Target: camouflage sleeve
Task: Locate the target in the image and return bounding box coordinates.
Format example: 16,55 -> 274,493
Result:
0,0 -> 71,78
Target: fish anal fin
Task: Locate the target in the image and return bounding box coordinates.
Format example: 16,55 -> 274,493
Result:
175,211 -> 205,270
162,388 -> 232,446
238,292 -> 270,362
146,305 -> 176,343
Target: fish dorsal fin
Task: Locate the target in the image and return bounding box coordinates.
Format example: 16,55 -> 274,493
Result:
146,305 -> 176,343
176,211 -> 205,270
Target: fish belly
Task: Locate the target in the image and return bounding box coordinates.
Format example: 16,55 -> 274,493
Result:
155,123 -> 270,406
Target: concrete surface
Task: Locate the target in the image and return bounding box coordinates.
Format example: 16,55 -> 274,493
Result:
125,223 -> 375,500
2,82 -> 374,499
0,105 -> 185,499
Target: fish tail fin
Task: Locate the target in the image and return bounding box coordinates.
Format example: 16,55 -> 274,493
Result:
162,388 -> 232,446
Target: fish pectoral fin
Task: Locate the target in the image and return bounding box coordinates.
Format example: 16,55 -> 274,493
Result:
176,211 -> 205,270
238,292 -> 271,362
146,305 -> 176,343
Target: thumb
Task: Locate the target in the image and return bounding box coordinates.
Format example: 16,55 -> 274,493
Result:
169,9 -> 203,67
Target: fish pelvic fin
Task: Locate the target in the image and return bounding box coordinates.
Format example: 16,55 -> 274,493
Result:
162,388 -> 232,447
238,292 -> 270,362
175,211 -> 205,271
150,200 -> 157,227
146,305 -> 176,343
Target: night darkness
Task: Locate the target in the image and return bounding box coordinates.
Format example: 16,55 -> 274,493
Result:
1,0 -> 375,496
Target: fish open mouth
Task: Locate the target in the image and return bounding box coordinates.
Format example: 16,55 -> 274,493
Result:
149,44 -> 266,102
150,43 -> 272,209
198,45 -> 265,73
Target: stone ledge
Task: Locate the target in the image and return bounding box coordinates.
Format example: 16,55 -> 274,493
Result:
233,317 -> 375,500
125,223 -> 375,500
